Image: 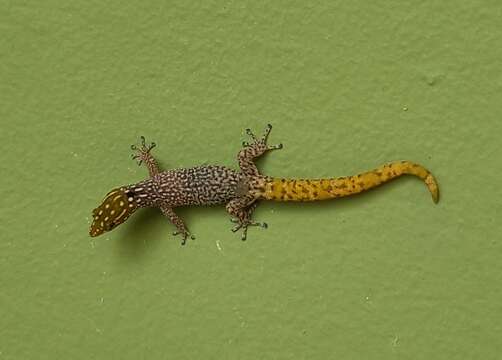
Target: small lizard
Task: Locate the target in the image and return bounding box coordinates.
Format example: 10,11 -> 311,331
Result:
89,124 -> 439,243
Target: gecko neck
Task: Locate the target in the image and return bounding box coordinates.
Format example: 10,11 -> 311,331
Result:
123,178 -> 159,208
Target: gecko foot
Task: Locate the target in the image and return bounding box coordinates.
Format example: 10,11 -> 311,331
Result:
131,136 -> 156,166
173,230 -> 196,245
242,124 -> 283,153
231,220 -> 268,241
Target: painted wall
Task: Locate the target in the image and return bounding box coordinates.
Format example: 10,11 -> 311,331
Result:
2,1 -> 501,359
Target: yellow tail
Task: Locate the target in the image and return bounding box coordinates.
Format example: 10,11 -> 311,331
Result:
260,161 -> 439,203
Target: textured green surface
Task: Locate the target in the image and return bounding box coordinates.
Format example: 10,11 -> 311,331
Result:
1,1 -> 502,359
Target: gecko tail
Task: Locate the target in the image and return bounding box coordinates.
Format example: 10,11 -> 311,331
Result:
261,160 -> 439,203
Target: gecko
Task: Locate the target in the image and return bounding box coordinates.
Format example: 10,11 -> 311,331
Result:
89,124 -> 439,243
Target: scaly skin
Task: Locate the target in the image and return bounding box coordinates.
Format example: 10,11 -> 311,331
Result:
89,126 -> 439,244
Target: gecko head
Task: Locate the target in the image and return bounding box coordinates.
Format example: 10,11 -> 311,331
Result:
89,187 -> 138,237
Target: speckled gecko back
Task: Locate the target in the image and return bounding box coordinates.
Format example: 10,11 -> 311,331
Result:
147,166 -> 245,206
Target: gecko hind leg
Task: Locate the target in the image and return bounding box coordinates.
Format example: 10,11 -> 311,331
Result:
238,124 -> 283,176
242,124 -> 283,154
226,198 -> 267,241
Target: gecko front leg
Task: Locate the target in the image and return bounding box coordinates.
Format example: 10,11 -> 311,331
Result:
131,136 -> 160,178
160,204 -> 195,245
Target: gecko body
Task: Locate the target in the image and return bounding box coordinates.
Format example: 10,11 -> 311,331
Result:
89,125 -> 439,242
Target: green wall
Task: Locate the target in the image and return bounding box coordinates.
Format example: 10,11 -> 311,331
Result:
2,1 -> 501,359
